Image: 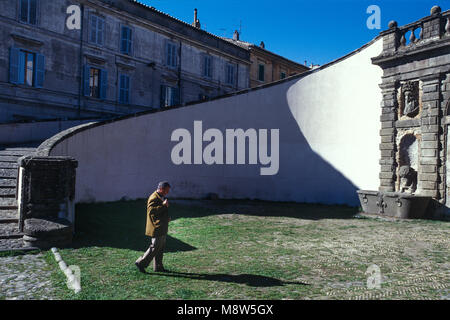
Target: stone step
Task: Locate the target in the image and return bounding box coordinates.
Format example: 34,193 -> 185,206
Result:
0,150 -> 28,156
0,217 -> 18,223
0,162 -> 19,169
0,156 -> 20,162
4,148 -> 37,153
0,187 -> 15,197
0,179 -> 16,187
0,198 -> 17,210
0,209 -> 18,219
0,168 -> 17,178
0,222 -> 23,239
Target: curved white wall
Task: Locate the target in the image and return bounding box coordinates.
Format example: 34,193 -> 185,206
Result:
50,38 -> 383,206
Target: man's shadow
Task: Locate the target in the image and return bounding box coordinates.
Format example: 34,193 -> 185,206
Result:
147,270 -> 309,288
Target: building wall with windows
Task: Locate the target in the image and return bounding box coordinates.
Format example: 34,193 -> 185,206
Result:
0,0 -> 251,123
223,34 -> 309,88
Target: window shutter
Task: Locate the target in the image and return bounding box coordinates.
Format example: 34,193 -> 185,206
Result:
29,0 -> 37,25
174,44 -> 178,68
164,40 -> 169,66
127,28 -> 132,55
34,53 -> 45,88
97,18 -> 104,46
83,65 -> 90,96
126,75 -> 130,103
9,47 -> 21,84
90,15 -> 97,43
121,26 -> 131,54
160,85 -> 166,107
99,69 -> 108,100
173,87 -> 180,106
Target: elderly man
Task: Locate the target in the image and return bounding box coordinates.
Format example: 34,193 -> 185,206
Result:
135,181 -> 171,273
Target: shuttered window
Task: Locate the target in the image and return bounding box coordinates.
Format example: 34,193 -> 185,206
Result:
203,55 -> 212,78
258,64 -> 265,82
166,42 -> 177,68
19,0 -> 38,25
225,63 -> 235,85
120,26 -> 132,55
9,47 -> 45,87
83,65 -> 107,99
160,85 -> 180,108
119,74 -> 130,104
90,15 -> 105,46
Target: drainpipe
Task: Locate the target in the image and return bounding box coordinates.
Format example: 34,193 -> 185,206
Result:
178,40 -> 182,105
77,4 -> 84,118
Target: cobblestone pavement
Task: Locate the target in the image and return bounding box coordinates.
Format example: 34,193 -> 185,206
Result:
0,253 -> 57,300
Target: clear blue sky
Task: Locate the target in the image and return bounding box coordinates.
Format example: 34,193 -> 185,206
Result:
140,0 -> 449,66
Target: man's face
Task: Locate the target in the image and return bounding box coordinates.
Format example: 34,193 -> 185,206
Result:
159,187 -> 170,197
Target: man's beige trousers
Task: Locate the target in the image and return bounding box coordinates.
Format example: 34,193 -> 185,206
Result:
135,235 -> 167,270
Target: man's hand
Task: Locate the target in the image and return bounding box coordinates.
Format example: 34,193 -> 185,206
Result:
163,199 -> 169,207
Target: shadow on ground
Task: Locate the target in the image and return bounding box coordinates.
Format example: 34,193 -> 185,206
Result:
71,199 -> 358,252
148,270 -> 309,288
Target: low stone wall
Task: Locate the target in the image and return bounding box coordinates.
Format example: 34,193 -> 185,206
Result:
0,119 -> 98,146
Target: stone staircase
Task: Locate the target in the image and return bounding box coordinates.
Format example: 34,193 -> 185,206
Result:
0,145 -> 39,251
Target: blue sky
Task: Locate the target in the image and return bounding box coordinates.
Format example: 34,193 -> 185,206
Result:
139,0 -> 449,66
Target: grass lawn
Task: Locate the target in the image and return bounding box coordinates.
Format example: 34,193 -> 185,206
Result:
43,199 -> 449,300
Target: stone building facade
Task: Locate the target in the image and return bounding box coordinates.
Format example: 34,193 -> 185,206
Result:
224,31 -> 309,88
0,0 -> 251,123
372,6 -> 450,216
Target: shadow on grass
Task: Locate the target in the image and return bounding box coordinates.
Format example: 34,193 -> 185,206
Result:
71,200 -> 196,252
149,270 -> 310,288
71,198 -> 358,252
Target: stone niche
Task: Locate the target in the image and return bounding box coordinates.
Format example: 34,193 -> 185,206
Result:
396,131 -> 420,193
398,80 -> 422,119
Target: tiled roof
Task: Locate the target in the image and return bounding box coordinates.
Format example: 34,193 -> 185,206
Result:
222,37 -> 309,69
128,0 -> 244,51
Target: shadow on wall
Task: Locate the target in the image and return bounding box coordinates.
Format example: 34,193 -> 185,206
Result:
49,40 -> 383,207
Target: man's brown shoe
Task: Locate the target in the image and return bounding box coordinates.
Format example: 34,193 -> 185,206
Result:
135,262 -> 146,273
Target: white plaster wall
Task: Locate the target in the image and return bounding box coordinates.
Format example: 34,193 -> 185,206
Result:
50,38 -> 383,206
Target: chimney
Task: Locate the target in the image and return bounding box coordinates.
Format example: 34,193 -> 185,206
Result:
233,30 -> 240,41
259,41 -> 265,49
192,8 -> 201,29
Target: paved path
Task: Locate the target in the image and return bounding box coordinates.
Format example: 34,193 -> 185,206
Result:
0,253 -> 57,300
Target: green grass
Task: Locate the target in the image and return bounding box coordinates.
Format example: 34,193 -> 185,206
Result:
44,199 -> 449,300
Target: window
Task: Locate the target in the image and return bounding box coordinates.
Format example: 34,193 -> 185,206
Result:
160,85 -> 180,107
119,74 -> 130,104
120,26 -> 132,55
258,64 -> 265,82
83,65 -> 107,99
225,63 -> 235,85
280,71 -> 286,79
203,55 -> 212,78
166,41 -> 177,68
90,15 -> 105,46
19,0 -> 37,25
9,47 -> 45,87
199,94 -> 209,101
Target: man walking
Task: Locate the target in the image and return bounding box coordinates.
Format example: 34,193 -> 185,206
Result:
135,181 -> 171,273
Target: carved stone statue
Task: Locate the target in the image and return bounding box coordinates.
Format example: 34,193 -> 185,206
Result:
402,81 -> 419,117
398,165 -> 417,194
